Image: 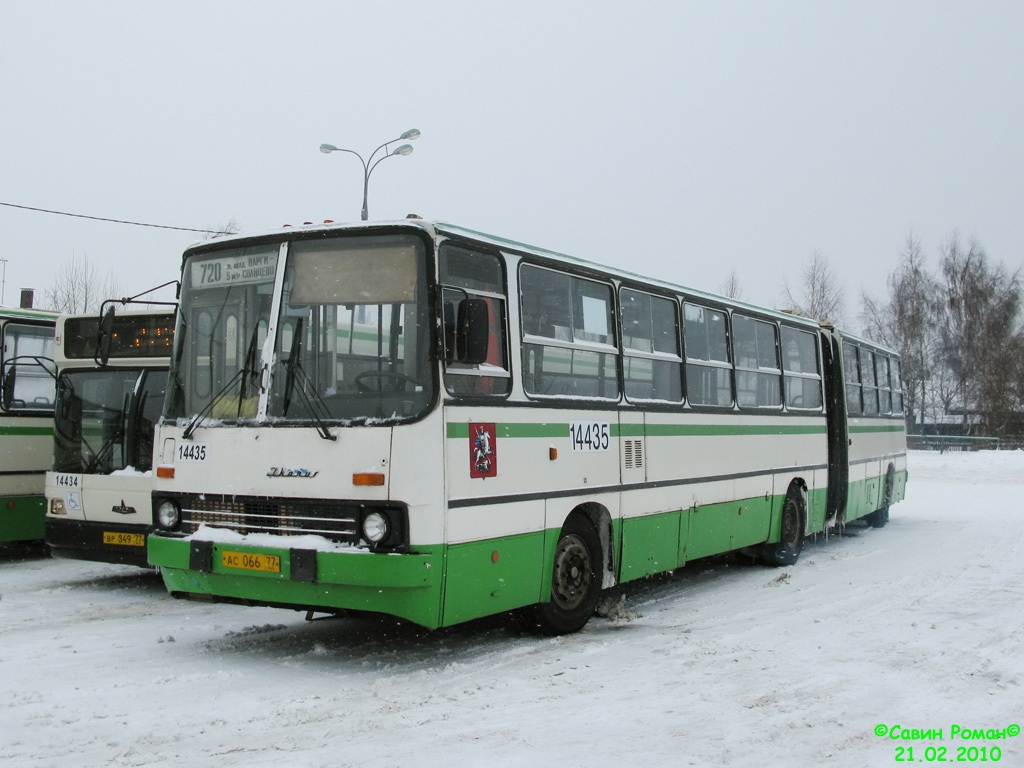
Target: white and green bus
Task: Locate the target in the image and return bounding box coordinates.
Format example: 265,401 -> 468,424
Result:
148,220 -> 907,634
0,307 -> 57,543
45,309 -> 174,566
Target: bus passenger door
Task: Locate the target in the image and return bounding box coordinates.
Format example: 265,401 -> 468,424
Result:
822,332 -> 849,525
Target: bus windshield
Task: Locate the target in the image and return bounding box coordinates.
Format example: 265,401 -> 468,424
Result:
165,232 -> 434,426
54,368 -> 166,474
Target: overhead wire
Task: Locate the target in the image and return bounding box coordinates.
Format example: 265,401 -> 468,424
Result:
0,201 -> 233,235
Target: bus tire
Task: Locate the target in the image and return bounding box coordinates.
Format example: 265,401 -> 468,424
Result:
866,507 -> 889,528
866,466 -> 895,528
761,485 -> 805,567
518,515 -> 602,635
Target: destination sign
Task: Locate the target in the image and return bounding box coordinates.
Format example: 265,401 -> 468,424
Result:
193,251 -> 278,289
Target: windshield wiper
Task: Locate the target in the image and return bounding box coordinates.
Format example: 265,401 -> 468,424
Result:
183,326 -> 262,440
281,319 -> 336,442
283,362 -> 336,441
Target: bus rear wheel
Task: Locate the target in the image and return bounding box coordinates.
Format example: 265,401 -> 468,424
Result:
761,486 -> 805,567
518,515 -> 602,635
866,465 -> 895,528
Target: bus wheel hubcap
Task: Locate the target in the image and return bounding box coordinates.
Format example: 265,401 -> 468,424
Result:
551,534 -> 592,611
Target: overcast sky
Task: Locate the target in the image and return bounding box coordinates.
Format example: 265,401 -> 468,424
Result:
2,1 -> 1022,326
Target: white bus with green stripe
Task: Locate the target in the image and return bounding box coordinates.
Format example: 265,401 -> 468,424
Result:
0,307 -> 57,543
148,220 -> 907,633
45,309 -> 174,566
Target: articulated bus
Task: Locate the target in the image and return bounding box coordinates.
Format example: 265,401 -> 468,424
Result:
0,307 -> 58,543
148,220 -> 907,634
45,309 -> 174,565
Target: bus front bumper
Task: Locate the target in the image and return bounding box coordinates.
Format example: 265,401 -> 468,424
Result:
147,534 -> 442,629
46,517 -> 152,567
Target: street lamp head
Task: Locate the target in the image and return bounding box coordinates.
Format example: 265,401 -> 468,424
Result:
320,129 -> 420,221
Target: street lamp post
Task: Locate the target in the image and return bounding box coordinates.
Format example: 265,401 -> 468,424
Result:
320,129 -> 420,221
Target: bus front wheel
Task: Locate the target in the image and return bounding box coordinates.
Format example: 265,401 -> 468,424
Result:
761,486 -> 805,567
518,515 -> 602,635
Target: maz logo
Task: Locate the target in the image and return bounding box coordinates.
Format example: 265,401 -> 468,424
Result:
111,500 -> 137,515
267,467 -> 320,478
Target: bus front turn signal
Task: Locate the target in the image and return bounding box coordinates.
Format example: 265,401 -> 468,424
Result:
353,472 -> 385,486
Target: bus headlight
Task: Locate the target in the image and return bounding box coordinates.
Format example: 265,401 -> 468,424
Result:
362,511 -> 389,544
156,500 -> 181,530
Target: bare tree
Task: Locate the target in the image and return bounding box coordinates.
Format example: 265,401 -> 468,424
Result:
861,234 -> 943,429
719,268 -> 744,300
862,232 -> 1024,437
780,249 -> 846,324
938,232 -> 1022,436
44,251 -> 122,314
200,219 -> 241,240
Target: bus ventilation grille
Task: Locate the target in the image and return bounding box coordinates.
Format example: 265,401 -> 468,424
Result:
624,439 -> 644,469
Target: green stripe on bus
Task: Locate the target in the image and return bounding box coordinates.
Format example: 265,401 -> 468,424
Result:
447,422 -> 570,439
0,425 -> 54,437
849,424 -> 905,434
644,423 -> 826,437
337,329 -> 395,343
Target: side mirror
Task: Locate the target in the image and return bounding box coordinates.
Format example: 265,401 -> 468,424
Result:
457,299 -> 490,365
95,306 -> 116,366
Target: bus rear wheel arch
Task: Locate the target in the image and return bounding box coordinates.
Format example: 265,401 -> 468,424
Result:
761,482 -> 806,567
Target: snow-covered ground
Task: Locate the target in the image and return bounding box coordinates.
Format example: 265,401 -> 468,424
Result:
2,450 -> 1022,768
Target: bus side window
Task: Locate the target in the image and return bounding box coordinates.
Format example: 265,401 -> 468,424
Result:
621,288 -> 682,403
876,355 -> 892,414
733,314 -> 782,408
843,341 -> 862,415
440,245 -> 511,397
683,303 -> 732,407
890,357 -> 904,414
781,326 -> 823,410
520,264 -> 619,401
861,348 -> 879,416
